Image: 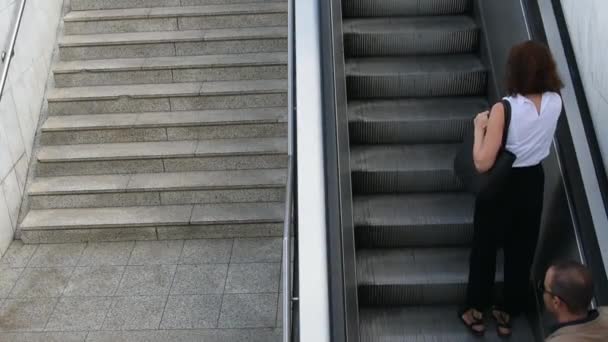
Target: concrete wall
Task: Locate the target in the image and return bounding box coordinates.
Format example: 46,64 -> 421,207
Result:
561,0 -> 608,174
0,0 -> 63,255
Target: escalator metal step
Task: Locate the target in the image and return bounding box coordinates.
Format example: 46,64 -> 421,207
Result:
343,0 -> 471,18
351,144 -> 462,193
348,97 -> 488,144
359,306 -> 536,342
343,16 -> 479,57
354,193 -> 474,247
346,55 -> 487,98
357,248 -> 503,305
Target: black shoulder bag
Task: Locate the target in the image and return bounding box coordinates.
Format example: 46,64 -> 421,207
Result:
453,99 -> 516,199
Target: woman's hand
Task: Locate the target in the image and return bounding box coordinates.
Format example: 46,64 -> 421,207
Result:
474,111 -> 490,131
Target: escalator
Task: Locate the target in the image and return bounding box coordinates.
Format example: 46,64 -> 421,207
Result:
342,1 -> 535,340
337,0 -> 576,340
289,0 -> 608,341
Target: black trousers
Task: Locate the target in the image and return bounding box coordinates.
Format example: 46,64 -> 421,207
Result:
465,164 -> 544,315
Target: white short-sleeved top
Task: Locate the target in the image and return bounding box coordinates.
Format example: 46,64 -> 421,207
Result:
503,92 -> 562,167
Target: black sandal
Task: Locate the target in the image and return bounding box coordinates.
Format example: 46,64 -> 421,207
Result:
458,307 -> 486,337
491,307 -> 512,338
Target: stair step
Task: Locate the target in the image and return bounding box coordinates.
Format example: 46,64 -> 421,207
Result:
346,55 -> 486,98
64,3 -> 287,34
359,306 -> 535,342
350,144 -> 462,193
342,0 -> 471,17
343,16 -> 478,57
36,138 -> 287,176
40,107 -> 286,144
353,193 -> 474,247
28,169 -> 286,209
348,97 -> 487,144
20,202 -> 283,243
53,53 -> 287,87
46,79 -> 287,115
357,247 -> 503,305
59,27 -> 287,61
71,0 -> 284,11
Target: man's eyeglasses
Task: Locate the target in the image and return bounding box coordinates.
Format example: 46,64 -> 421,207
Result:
537,281 -> 570,307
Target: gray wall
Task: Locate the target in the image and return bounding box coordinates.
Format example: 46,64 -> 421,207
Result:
561,0 -> 608,174
0,0 -> 63,255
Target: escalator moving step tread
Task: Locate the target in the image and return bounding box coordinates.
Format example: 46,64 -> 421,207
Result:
351,144 -> 459,172
345,55 -> 486,75
343,16 -> 477,33
348,97 -> 488,122
357,247 -> 504,286
359,306 -> 536,342
353,193 -> 473,227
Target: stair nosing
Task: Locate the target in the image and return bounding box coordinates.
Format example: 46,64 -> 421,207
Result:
64,3 -> 288,22
41,107 -> 287,132
20,202 -> 284,230
37,138 -> 287,163
53,53 -> 288,74
46,79 -> 287,102
28,169 -> 287,195
59,27 -> 287,47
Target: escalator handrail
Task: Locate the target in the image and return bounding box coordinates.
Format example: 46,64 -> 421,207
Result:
291,0 -> 331,341
536,0 -> 608,285
282,0 -> 297,340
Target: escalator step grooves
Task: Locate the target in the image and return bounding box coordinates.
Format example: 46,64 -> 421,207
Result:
356,223 -> 473,248
358,284 -> 467,305
346,71 -> 487,98
349,118 -> 470,144
343,0 -> 471,17
344,29 -> 479,57
352,171 -> 463,193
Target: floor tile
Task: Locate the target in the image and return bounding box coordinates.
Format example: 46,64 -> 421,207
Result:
115,265 -> 176,296
0,332 -> 87,342
0,266 -> 23,298
85,329 -> 281,342
170,264 -> 227,295
180,239 -> 233,264
0,242 -> 38,268
225,263 -> 280,293
9,268 -> 73,298
0,298 -> 58,332
160,295 -> 221,329
63,266 -> 124,297
218,294 -> 277,328
128,240 -> 184,265
45,297 -> 112,331
78,242 -> 134,266
27,244 -> 86,267
231,238 -> 281,263
102,296 -> 166,330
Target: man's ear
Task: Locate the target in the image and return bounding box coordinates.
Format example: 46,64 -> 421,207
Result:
553,296 -> 564,310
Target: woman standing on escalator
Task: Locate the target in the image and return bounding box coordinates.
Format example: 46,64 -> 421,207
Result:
459,40 -> 564,338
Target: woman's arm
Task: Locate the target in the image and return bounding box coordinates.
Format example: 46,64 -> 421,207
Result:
473,102 -> 506,172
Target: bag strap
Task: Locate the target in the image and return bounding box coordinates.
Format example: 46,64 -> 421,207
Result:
500,99 -> 512,149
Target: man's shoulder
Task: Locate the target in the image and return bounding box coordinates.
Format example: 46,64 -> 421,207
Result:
546,308 -> 608,341
597,307 -> 608,324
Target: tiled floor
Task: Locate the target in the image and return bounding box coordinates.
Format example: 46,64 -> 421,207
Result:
0,239 -> 282,341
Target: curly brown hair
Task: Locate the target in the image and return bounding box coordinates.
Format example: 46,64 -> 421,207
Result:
505,40 -> 564,96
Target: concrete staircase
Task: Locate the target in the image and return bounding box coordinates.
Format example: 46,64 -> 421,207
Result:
19,0 -> 288,243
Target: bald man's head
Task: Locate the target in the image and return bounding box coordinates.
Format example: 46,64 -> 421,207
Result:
547,261 -> 594,315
